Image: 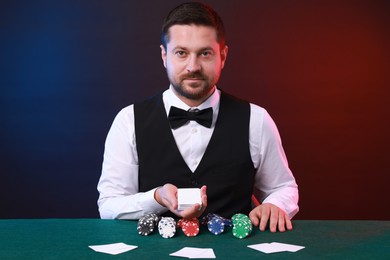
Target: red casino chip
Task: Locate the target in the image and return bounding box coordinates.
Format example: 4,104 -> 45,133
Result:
182,222 -> 199,237
179,218 -> 200,237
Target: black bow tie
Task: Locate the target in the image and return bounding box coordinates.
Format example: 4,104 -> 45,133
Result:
168,106 -> 213,129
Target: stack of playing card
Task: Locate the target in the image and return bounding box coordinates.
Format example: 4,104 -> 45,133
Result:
177,188 -> 202,211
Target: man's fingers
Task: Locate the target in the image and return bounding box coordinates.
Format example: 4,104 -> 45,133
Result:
200,185 -> 207,208
285,215 -> 293,231
278,211 -> 286,232
157,184 -> 178,211
259,206 -> 270,231
269,206 -> 279,232
250,203 -> 293,232
179,203 -> 203,219
200,185 -> 207,194
249,209 -> 260,226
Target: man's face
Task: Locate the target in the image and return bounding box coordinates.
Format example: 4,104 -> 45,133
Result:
161,25 -> 228,104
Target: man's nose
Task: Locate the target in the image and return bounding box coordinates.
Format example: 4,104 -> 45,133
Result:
186,55 -> 201,72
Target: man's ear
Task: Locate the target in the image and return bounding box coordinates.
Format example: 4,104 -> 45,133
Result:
160,45 -> 167,68
220,45 -> 228,69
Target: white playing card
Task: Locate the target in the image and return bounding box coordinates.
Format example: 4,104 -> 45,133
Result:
177,188 -> 202,211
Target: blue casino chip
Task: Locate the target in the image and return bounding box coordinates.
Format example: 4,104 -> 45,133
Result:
207,217 -> 225,235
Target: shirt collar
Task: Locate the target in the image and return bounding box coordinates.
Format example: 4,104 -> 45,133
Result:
163,85 -> 221,114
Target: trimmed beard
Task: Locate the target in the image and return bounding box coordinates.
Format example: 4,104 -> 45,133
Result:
171,71 -> 217,100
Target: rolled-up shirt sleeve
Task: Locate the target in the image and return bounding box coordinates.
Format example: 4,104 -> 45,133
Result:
97,105 -> 167,219
250,104 -> 299,219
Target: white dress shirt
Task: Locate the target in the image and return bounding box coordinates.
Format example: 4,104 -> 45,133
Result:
97,86 -> 299,219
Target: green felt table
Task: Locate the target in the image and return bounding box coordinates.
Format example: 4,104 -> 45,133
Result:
0,219 -> 389,259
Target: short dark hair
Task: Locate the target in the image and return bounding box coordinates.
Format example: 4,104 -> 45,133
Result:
161,2 -> 226,49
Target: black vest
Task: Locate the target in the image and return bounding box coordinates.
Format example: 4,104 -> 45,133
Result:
134,91 -> 255,218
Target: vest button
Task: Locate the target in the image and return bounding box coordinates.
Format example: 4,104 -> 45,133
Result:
191,180 -> 198,186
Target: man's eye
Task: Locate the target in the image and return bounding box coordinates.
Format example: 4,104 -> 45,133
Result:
202,51 -> 211,57
175,51 -> 186,57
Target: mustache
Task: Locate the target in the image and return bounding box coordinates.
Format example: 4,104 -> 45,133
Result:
182,71 -> 205,80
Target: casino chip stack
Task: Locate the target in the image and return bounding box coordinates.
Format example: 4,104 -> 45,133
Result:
177,218 -> 200,237
158,217 -> 176,238
202,213 -> 232,235
231,213 -> 252,239
137,213 -> 160,236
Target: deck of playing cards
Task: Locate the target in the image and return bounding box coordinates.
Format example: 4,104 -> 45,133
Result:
177,188 -> 202,211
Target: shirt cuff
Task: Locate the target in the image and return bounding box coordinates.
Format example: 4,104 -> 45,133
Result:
140,188 -> 168,215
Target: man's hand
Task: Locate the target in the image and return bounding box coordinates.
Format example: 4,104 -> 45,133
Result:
154,184 -> 207,219
249,203 -> 292,232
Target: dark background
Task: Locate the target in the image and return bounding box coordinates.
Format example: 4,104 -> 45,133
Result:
1,0 -> 389,220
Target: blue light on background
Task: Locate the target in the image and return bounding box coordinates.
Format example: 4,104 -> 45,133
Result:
0,1 -> 145,217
